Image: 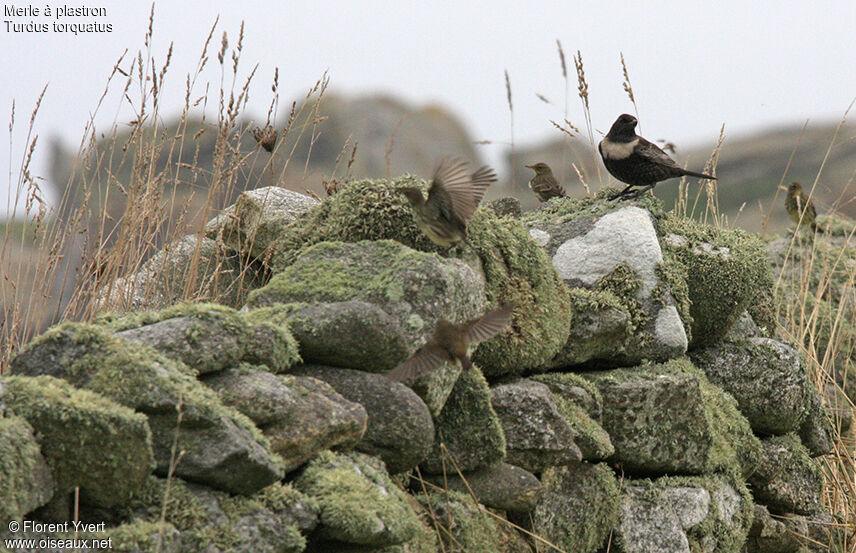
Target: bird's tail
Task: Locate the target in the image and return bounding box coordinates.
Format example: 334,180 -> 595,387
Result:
683,169 -> 716,180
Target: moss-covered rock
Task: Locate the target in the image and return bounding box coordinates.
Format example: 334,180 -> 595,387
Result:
110,303 -> 252,374
101,521 -> 184,553
421,368 -> 506,474
204,365 -> 367,473
120,476 -> 317,553
660,213 -> 773,347
10,322 -> 285,495
532,462 -> 620,553
291,365 -> 434,474
490,379 -> 581,471
248,239 -> 486,370
749,434 -> 823,515
0,415 -> 55,522
2,375 -> 153,508
584,358 -> 756,476
241,307 -> 303,372
294,451 -> 421,547
691,337 -> 814,436
524,199 -> 689,365
615,472 -> 754,553
416,490 -> 531,553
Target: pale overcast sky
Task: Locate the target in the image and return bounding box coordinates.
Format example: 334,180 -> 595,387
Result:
3,1 -> 856,216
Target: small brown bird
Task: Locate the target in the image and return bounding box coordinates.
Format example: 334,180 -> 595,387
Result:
785,182 -> 824,232
599,114 -> 716,201
399,158 -> 497,247
385,305 -> 514,382
252,125 -> 278,152
525,162 -> 567,201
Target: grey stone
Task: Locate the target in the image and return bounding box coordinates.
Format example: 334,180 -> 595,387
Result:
490,379 -> 581,472
291,365 -> 434,474
749,434 -> 823,515
204,367 -> 367,472
284,300 -> 410,371
799,391 -> 835,457
206,186 -> 320,260
526,205 -> 688,365
421,462 -> 542,512
691,337 -> 813,435
115,307 -> 251,374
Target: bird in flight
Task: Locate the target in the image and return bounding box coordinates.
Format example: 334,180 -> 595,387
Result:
385,305 -> 514,382
398,157 -> 497,247
598,114 -> 715,201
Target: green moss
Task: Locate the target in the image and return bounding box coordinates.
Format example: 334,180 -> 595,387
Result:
552,396 -> 614,460
249,240 -> 442,307
659,213 -> 773,347
594,262 -> 649,337
537,463 -> 620,553
654,249 -> 693,342
416,490 -> 527,553
521,189 -> 666,226
99,521 -> 181,553
3,375 -> 154,508
268,175 -> 441,272
421,368 -> 506,473
0,415 -> 54,522
97,301 -> 246,333
466,208 -> 572,374
294,451 -> 420,547
242,308 -> 302,372
120,477 -> 313,552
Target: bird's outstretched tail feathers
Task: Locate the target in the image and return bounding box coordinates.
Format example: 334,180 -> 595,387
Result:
683,169 -> 716,180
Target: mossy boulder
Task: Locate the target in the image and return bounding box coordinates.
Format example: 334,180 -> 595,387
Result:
241,308 -> 303,372
10,322 -> 285,494
660,213 -> 773,348
584,358 -> 758,476
745,503 -> 846,553
0,415 -> 55,522
421,368 -> 506,474
110,303 -> 253,374
615,472 -> 754,553
532,462 -> 620,553
416,491 -> 532,553
691,337 -> 814,435
119,476 -> 317,553
2,375 -> 153,508
524,199 -> 689,365
490,379 -> 582,472
248,239 -> 486,370
749,434 -> 823,515
263,176 -> 571,376
294,451 -> 421,547
203,365 -> 367,473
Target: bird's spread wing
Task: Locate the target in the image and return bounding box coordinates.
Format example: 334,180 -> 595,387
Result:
468,165 -> 498,208
429,157 -> 485,224
385,343 -> 450,382
634,138 -> 682,170
465,305 -> 514,344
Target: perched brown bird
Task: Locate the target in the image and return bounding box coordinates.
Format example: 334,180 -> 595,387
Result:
385,305 -> 514,382
786,182 -> 824,232
599,114 -> 716,201
252,125 -> 278,152
525,162 -> 567,201
399,158 -> 497,247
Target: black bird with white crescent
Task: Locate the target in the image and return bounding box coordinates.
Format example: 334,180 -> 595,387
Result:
599,114 -> 716,201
